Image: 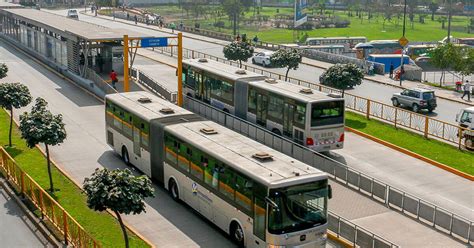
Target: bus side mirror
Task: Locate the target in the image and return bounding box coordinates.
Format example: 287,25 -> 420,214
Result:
328,185 -> 333,199
265,196 -> 279,210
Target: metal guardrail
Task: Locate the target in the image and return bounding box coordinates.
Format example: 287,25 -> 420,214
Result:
0,147 -> 101,247
130,67 -> 177,103
84,68 -> 118,95
184,96 -> 474,245
152,46 -> 470,150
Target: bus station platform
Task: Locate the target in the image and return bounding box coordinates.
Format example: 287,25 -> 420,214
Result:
0,8 -> 147,96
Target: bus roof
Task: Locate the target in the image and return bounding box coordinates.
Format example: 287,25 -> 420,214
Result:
249,79 -> 341,103
183,58 -> 266,82
110,91 -> 327,187
105,91 -> 193,121
407,44 -> 436,48
168,120 -> 327,187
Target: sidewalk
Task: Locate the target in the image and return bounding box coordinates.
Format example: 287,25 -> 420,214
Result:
87,11 -> 474,107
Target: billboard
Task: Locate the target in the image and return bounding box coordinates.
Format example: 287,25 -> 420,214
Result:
294,0 -> 308,28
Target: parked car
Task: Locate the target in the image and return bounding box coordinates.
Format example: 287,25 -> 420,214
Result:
252,51 -> 274,67
391,88 -> 437,113
67,9 -> 79,20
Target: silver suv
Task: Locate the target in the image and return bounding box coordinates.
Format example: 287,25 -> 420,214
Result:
391,88 -> 437,113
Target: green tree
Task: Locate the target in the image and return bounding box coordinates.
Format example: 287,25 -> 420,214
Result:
429,1 -> 439,21
19,98 -> 66,192
270,49 -> 303,81
320,63 -> 364,93
0,83 -> 32,147
221,0 -> 252,35
0,63 -> 7,79
429,43 -> 462,86
83,168 -> 154,248
223,40 -> 254,68
455,48 -> 474,77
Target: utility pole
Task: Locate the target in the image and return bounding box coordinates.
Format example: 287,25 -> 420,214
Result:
399,0 -> 407,86
447,0 -> 452,43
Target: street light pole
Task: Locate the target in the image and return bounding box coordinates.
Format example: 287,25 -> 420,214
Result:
447,0 -> 452,43
399,0 -> 407,86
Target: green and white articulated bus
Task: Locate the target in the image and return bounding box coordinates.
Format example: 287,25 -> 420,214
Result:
182,58 -> 345,152
105,91 -> 332,248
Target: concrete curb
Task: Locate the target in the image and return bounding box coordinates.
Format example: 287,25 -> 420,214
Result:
327,231 -> 353,248
0,177 -> 61,247
89,12 -> 474,107
345,127 -> 474,181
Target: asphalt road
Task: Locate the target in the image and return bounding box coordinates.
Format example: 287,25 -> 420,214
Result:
65,9 -> 471,125
0,184 -> 51,248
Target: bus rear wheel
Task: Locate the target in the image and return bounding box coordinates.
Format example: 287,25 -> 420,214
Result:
121,146 -> 130,165
168,179 -> 180,201
230,222 -> 244,247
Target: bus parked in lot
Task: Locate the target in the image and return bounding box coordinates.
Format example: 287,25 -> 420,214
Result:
406,44 -> 436,59
305,37 -> 367,49
182,58 -> 345,152
105,91 -> 332,248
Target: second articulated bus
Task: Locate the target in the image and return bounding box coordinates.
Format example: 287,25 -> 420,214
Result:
105,91 -> 332,248
182,58 -> 345,152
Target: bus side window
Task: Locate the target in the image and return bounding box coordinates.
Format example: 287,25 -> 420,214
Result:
177,143 -> 190,172
164,133 -> 177,165
189,151 -> 204,181
294,103 -> 306,128
234,172 -> 253,212
203,156 -> 217,189
218,165 -> 235,201
248,87 -> 257,114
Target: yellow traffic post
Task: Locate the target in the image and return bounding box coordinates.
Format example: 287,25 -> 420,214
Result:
177,32 -> 183,106
123,34 -> 130,92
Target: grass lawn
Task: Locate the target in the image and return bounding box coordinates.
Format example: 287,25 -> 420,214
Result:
147,5 -> 474,43
345,111 -> 474,176
0,109 -> 149,248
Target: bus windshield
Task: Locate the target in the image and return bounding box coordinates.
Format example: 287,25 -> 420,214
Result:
268,180 -> 328,234
311,101 -> 344,127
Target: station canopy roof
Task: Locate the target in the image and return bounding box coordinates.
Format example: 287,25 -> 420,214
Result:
0,2 -> 22,9
1,8 -> 148,41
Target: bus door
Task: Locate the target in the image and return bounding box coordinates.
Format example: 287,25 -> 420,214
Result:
197,74 -> 211,103
283,103 -> 295,137
133,126 -> 141,157
256,93 -> 268,126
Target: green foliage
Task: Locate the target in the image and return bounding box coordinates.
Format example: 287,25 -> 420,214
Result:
83,168 -> 154,215
19,98 -> 66,149
0,82 -> 32,147
429,43 -> 463,85
0,63 -> 8,79
0,110 -> 149,247
456,48 -> 474,76
320,63 -> 364,90
0,82 -> 32,112
270,49 -> 302,80
223,40 -> 254,67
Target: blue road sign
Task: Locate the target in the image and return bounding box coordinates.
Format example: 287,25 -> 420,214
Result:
141,37 -> 168,48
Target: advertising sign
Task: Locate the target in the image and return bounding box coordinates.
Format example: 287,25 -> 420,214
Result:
294,0 -> 308,28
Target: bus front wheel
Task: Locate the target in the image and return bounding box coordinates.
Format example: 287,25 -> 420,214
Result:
168,179 -> 180,201
230,221 -> 244,247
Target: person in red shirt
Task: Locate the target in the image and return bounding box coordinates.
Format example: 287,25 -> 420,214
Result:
109,70 -> 118,89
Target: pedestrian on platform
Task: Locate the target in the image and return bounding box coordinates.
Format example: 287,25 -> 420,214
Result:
389,63 -> 394,79
134,15 -> 138,25
461,80 -> 471,101
126,12 -> 130,20
109,70 -> 118,90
